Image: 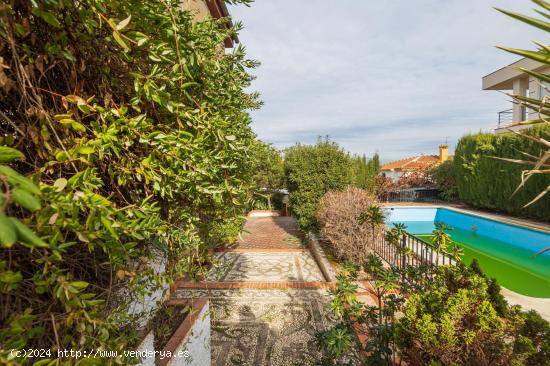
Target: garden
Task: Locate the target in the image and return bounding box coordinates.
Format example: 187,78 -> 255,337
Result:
1,0 -> 550,365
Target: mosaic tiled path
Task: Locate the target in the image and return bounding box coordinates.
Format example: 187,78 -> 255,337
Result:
172,216 -> 335,366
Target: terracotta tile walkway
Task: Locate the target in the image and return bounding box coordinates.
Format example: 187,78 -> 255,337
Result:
172,215 -> 334,366
229,216 -> 306,250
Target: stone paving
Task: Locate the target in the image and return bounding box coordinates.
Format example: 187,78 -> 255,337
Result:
174,288 -> 333,366
208,252 -> 325,282
172,215 -> 334,366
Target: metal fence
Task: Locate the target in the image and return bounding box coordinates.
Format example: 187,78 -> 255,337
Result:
383,188 -> 440,203
372,229 -> 454,270
368,230 -> 456,365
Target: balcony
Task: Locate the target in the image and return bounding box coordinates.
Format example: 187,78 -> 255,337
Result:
497,108 -> 513,128
496,107 -> 530,133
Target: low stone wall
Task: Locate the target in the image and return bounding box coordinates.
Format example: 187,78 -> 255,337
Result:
128,251 -> 170,329
247,210 -> 281,217
307,232 -> 337,282
137,298 -> 211,366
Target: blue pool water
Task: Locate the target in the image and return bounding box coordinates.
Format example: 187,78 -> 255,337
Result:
385,207 -> 550,298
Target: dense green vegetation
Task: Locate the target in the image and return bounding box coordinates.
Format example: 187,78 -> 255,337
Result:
318,256 -> 550,366
430,160 -> 458,201
284,139 -> 380,231
249,142 -> 285,209
351,153 -> 380,191
454,124 -> 550,221
0,0 -> 259,363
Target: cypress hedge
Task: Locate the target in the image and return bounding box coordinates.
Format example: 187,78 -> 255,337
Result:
454,124 -> 550,221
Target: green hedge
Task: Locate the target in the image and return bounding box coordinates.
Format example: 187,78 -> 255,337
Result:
454,124 -> 550,221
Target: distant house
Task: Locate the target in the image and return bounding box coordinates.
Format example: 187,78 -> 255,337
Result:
380,144 -> 451,182
482,57 -> 549,134
181,0 -> 238,48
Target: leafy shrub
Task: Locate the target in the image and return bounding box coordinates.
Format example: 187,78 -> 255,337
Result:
395,266 -> 522,366
284,139 -> 353,231
454,124 -> 550,221
517,310 -> 550,366
316,187 -> 384,264
319,258 -> 547,366
0,0 -> 258,362
430,160 -> 458,201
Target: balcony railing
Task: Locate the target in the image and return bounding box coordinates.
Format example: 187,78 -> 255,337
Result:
497,107 -> 529,128
498,109 -> 513,128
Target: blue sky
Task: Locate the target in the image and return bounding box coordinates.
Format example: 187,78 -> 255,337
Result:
229,0 -> 546,162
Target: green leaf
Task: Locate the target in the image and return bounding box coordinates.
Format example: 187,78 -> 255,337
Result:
182,82 -> 199,89
55,150 -> 69,162
226,135 -> 236,141
32,8 -> 61,28
14,23 -> 29,37
0,270 -> 22,285
77,145 -> 95,155
53,178 -> 67,192
116,15 -> 131,31
59,118 -> 75,125
0,146 -> 24,163
71,122 -> 86,132
0,165 -> 41,195
70,281 -> 89,289
8,217 -> 48,248
112,31 -> 129,50
12,188 -> 41,211
131,31 -> 149,46
0,213 -> 17,247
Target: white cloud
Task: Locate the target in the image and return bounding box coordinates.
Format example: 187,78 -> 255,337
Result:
229,0 -> 546,161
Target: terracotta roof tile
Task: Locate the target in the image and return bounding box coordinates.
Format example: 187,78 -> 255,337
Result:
381,155 -> 441,171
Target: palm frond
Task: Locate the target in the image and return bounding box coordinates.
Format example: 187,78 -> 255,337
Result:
495,7 -> 550,32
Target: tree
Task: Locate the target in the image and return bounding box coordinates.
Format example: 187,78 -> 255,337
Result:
284,138 -> 353,230
250,142 -> 284,209
430,160 -> 458,201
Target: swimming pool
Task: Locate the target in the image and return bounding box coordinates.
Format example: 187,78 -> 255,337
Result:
385,207 -> 550,298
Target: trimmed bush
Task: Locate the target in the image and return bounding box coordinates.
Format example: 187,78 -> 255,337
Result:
284,140 -> 353,231
316,187 -> 383,264
454,124 -> 550,221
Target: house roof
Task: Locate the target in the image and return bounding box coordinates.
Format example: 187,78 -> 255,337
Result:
381,155 -> 442,172
482,57 -> 545,90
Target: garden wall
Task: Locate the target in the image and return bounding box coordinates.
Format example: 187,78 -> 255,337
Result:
137,299 -> 211,366
454,124 -> 550,221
